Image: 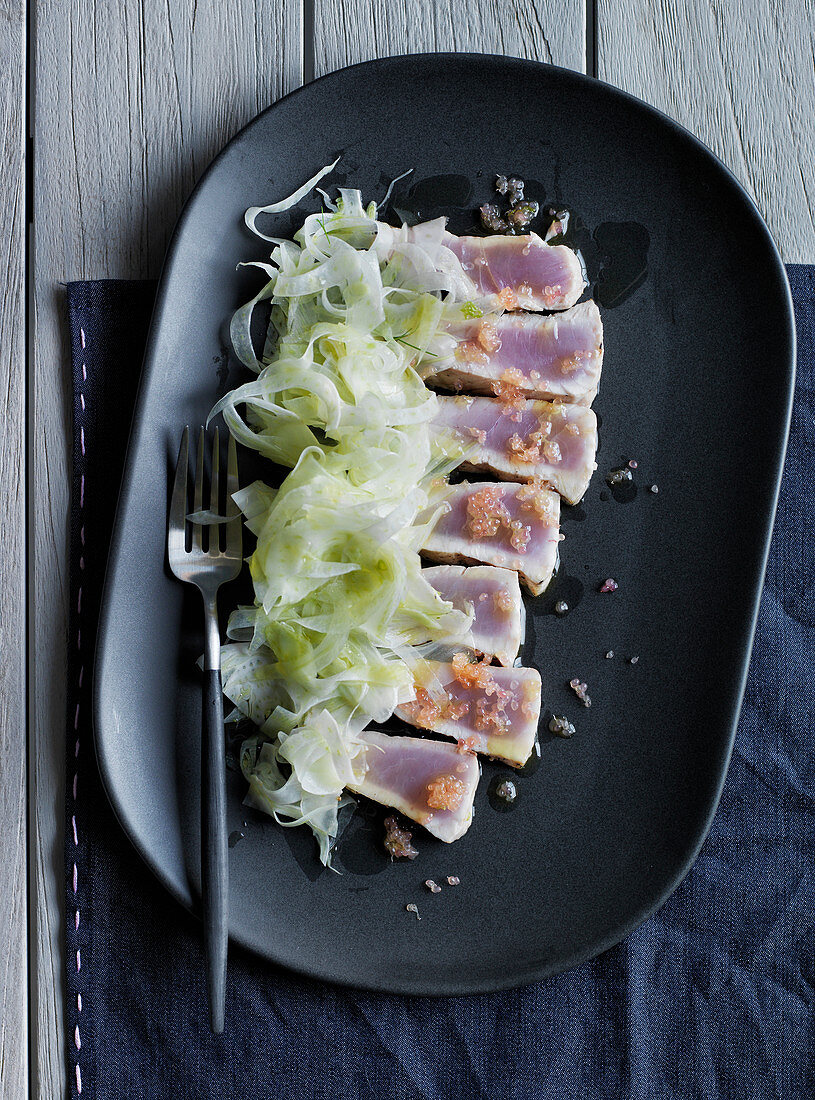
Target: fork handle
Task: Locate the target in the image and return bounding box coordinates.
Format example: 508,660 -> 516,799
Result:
202,665 -> 228,1034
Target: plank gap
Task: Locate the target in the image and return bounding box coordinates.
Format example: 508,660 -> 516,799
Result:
25,0 -> 35,1092
585,0 -> 597,77
303,0 -> 315,83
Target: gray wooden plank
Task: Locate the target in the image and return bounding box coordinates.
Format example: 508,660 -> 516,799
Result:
597,0 -> 815,262
314,0 -> 587,75
31,3 -> 302,1097
1,1 -> 27,1096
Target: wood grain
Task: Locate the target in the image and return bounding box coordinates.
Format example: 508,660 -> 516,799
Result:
597,0 -> 815,262
314,0 -> 587,75
31,3 -> 301,1096
1,1 -> 27,1095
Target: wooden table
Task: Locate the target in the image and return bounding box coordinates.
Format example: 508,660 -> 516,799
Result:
2,1 -> 812,1095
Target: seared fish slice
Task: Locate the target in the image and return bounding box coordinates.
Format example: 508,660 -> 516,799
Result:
349,729 -> 480,842
433,395 -> 598,505
444,232 -> 586,311
422,564 -> 523,667
422,481 -> 561,596
396,657 -> 542,767
375,220 -> 586,312
428,301 -> 603,407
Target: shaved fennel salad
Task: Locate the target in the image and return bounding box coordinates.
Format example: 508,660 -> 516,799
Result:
212,162 -> 482,863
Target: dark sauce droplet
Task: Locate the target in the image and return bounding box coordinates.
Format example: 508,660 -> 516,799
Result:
335,804 -> 391,876
356,797 -> 381,821
554,206 -> 603,287
548,714 -> 576,739
488,774 -> 520,812
389,174 -> 474,226
606,466 -> 638,504
228,829 -> 246,849
609,479 -> 638,504
516,741 -> 541,777
593,222 -> 650,308
548,209 -> 650,308
415,173 -> 473,208
547,574 -> 585,614
600,490 -> 610,502
486,774 -> 519,809
562,502 -> 586,523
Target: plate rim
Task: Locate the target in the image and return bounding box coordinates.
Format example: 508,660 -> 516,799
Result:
93,52 -> 797,996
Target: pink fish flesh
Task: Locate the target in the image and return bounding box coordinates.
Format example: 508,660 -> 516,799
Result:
349,729 -> 480,842
422,564 -> 523,666
432,395 -> 597,505
443,232 -> 586,311
428,301 -> 604,406
375,219 -> 586,311
395,659 -> 542,767
422,480 -> 561,596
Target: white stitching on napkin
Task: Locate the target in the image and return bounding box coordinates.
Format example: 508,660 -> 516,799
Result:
71,334 -> 88,1095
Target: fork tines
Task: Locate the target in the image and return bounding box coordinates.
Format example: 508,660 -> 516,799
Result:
168,426 -> 241,571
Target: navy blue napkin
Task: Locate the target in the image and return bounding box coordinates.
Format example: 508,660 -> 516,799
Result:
65,272 -> 814,1100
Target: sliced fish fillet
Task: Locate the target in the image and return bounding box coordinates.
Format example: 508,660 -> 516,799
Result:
396,658 -> 542,767
374,219 -> 586,312
422,480 -> 561,596
432,395 -> 597,505
349,729 -> 480,842
444,231 -> 586,311
428,301 -> 604,407
422,564 -> 523,667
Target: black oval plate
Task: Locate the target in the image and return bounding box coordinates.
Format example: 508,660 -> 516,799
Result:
94,55 -> 794,995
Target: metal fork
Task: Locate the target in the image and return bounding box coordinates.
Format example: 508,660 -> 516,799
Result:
168,426 -> 242,1034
